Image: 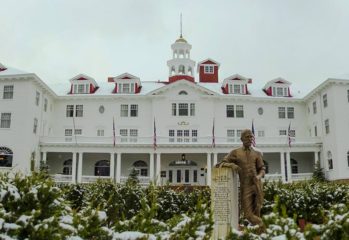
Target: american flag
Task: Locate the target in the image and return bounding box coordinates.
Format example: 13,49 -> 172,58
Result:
113,117 -> 116,147
251,120 -> 256,147
153,118 -> 157,151
288,122 -> 292,148
212,118 -> 215,148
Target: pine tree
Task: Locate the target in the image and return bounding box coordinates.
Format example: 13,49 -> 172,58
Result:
312,160 -> 326,182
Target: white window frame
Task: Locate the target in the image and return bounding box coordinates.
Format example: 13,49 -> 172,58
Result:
0,113 -> 11,128
278,107 -> 286,119
35,91 -> 40,106
66,105 -> 74,117
3,85 -> 14,99
120,104 -> 128,117
204,65 -> 214,74
325,119 -> 330,134
236,105 -> 244,118
120,129 -> 128,142
130,104 -> 138,117
279,130 -> 287,136
97,129 -> 104,137
287,107 -> 294,119
129,129 -> 138,142
313,101 -> 317,114
44,98 -> 48,112
178,103 -> 188,116
74,129 -> 82,135
323,94 -> 328,108
226,105 -> 234,118
75,105 -> 83,117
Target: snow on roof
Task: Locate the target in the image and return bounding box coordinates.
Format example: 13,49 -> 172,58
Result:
47,79 -> 306,99
0,66 -> 30,76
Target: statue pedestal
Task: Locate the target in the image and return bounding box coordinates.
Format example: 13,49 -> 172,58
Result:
211,168 -> 239,239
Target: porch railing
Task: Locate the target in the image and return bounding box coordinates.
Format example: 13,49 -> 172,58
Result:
120,176 -> 151,185
40,136 -> 321,146
51,174 -> 73,183
264,174 -> 283,182
291,173 -> 313,181
81,175 -> 111,183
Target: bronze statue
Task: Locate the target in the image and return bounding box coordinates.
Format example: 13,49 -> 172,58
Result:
216,129 -> 265,226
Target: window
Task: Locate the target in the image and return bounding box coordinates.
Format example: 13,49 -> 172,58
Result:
35,91 -> 40,106
204,65 -> 214,73
133,161 -> 148,176
130,104 -> 138,117
323,94 -> 328,108
95,160 -> 110,176
278,107 -> 286,119
0,113 -> 11,128
169,129 -> 198,142
3,85 -> 13,99
78,84 -> 85,94
97,129 -> 104,136
120,129 -> 128,142
65,129 -> 73,136
347,151 -> 349,167
347,90 -> 349,103
178,90 -> 188,95
236,105 -> 244,118
313,101 -> 317,114
172,103 -> 177,116
74,129 -> 82,135
120,104 -> 128,117
120,104 -> 138,117
130,129 -> 138,142
75,105 -> 83,117
118,83 -> 135,94
178,103 -> 188,116
273,87 -> 288,97
233,84 -> 244,94
279,130 -> 287,136
289,130 -> 296,137
325,119 -> 330,134
62,159 -> 72,175
314,126 -> 317,137
287,107 -> 294,119
44,98 -> 48,112
169,130 -> 175,142
227,129 -> 235,142
72,84 -> 89,94
291,159 -> 298,174
0,147 -> 13,167
190,103 -> 195,116
327,151 -> 333,170
66,105 -> 74,117
236,130 -> 242,138
257,130 -> 265,137
33,118 -> 38,134
226,105 -> 234,118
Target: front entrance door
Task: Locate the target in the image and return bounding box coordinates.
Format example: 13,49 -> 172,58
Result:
169,167 -> 198,185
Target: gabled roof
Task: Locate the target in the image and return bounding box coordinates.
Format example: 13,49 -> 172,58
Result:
263,77 -> 291,89
197,58 -> 220,72
147,79 -> 219,96
222,74 -> 252,86
69,74 -> 98,86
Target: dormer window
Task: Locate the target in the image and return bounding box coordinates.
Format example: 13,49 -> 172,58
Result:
73,84 -> 90,94
69,74 -> 98,95
228,84 -> 245,94
119,83 -> 135,94
204,65 -> 214,74
273,87 -> 288,97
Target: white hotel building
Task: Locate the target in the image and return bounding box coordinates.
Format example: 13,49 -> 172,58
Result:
1,35 -> 349,185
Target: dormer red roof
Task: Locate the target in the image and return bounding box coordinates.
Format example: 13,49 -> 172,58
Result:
108,72 -> 142,94
263,77 -> 292,97
69,74 -> 99,94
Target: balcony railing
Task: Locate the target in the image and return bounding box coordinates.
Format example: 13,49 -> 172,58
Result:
40,136 -> 321,146
51,174 -> 72,183
120,176 -> 151,186
81,175 -> 111,183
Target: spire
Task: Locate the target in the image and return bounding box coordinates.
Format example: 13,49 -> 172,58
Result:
176,13 -> 187,43
180,13 -> 183,38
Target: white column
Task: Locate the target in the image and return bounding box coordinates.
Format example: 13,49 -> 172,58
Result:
207,153 -> 212,186
280,152 -> 286,183
213,153 -> 218,166
314,151 -> 319,165
149,153 -> 154,182
286,151 -> 292,182
110,152 -> 115,181
42,152 -> 47,164
156,153 -> 161,185
116,153 -> 121,183
77,152 -> 83,183
72,152 -> 77,183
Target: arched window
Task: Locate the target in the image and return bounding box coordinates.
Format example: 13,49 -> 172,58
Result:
327,151 -> 333,170
178,65 -> 185,75
263,160 -> 269,174
133,160 -> 148,176
171,66 -> 175,76
62,159 -> 72,175
95,160 -> 110,176
0,147 -> 13,167
291,159 -> 298,174
178,90 -> 188,95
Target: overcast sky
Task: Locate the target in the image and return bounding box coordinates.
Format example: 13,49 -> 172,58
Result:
1,0 -> 349,93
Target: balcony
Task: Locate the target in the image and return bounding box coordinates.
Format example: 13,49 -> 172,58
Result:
40,136 -> 321,146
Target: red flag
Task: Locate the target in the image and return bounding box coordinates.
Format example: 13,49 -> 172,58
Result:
153,118 -> 157,151
212,118 -> 216,148
113,117 -> 116,147
251,120 -> 256,147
